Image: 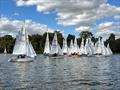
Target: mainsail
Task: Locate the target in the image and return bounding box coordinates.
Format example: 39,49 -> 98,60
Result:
4,48 -> 7,54
62,37 -> 68,54
95,38 -> 102,54
50,32 -> 59,55
88,38 -> 95,54
73,37 -> 79,53
44,33 -> 50,54
58,45 -> 63,55
80,38 -> 86,55
12,24 -> 27,55
106,44 -> 113,55
101,39 -> 107,55
85,38 -> 92,55
68,40 -> 74,54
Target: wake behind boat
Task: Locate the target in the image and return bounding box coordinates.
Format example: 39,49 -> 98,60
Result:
9,22 -> 37,62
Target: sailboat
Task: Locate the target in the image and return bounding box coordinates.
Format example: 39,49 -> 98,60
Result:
103,43 -> 113,56
44,33 -> 50,56
106,44 -> 113,55
8,22 -> 37,62
88,38 -> 95,55
94,38 -> 102,55
4,48 -> 7,54
85,38 -> 93,56
62,37 -> 68,55
72,37 -> 80,56
79,38 -> 87,56
68,40 -> 74,55
94,38 -> 113,56
49,32 -> 63,57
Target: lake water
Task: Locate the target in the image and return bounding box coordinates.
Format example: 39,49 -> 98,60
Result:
0,54 -> 120,90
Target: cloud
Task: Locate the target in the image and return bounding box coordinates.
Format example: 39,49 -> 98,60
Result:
75,26 -> 92,32
115,34 -> 120,39
96,21 -> 120,38
114,15 -> 120,20
0,17 -> 54,37
96,29 -> 116,36
16,0 -> 120,27
98,22 -> 114,29
99,22 -> 120,30
13,12 -> 19,16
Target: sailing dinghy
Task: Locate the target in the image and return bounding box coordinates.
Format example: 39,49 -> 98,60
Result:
4,48 -> 7,54
8,22 -> 37,62
62,37 -> 68,55
49,32 -> 63,57
44,32 -> 50,56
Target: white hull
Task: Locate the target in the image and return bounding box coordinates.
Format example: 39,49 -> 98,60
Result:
8,56 -> 34,62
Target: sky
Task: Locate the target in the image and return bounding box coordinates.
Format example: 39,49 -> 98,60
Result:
0,0 -> 120,39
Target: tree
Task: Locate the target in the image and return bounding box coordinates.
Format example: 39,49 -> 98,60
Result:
67,34 -> 75,47
79,31 -> 93,39
108,33 -> 115,41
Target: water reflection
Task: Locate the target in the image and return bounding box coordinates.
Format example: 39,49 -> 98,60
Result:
0,54 -> 120,90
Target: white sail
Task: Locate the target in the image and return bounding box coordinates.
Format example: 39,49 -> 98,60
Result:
101,39 -> 107,55
73,37 -> 78,53
95,38 -> 102,54
85,38 -> 92,55
12,36 -> 27,55
106,44 -> 113,55
27,42 -> 37,58
58,45 -> 63,55
62,37 -> 68,54
80,38 -> 86,55
68,40 -> 74,54
4,48 -> 7,54
88,38 -> 94,54
12,22 -> 36,58
44,33 -> 50,54
50,32 -> 58,55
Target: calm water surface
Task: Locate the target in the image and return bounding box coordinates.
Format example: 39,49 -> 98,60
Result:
0,54 -> 120,90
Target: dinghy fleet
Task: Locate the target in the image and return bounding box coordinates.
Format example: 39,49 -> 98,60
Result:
44,33 -> 113,57
8,22 -> 113,62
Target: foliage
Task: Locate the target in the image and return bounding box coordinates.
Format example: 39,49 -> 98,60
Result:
0,32 -> 119,54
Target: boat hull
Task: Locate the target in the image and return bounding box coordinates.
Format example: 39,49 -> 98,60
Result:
8,56 -> 34,62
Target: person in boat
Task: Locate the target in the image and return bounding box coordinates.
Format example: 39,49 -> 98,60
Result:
51,53 -> 58,57
17,54 -> 26,58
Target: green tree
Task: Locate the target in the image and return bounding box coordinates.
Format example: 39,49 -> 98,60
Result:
79,31 -> 93,39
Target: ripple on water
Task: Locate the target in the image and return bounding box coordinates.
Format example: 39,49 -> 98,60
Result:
0,54 -> 120,90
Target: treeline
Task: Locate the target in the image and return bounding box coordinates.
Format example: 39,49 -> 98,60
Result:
0,31 -> 120,54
